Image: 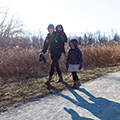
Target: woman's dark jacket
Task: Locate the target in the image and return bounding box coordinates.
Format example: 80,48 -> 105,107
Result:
42,31 -> 65,54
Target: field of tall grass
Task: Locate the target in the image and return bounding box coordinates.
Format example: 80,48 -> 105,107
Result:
0,42 -> 120,80
0,41 -> 120,113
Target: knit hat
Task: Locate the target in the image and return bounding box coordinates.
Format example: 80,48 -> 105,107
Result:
47,24 -> 54,30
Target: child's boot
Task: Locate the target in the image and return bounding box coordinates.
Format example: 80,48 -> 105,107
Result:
45,76 -> 52,85
71,80 -> 76,88
74,81 -> 81,89
57,74 -> 63,83
71,80 -> 81,89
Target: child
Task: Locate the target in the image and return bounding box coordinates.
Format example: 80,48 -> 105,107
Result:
66,39 -> 83,88
56,24 -> 67,42
56,24 -> 67,57
39,24 -> 66,85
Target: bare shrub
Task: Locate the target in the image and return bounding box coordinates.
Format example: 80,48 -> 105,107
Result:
0,42 -> 120,79
0,46 -> 51,79
81,42 -> 120,68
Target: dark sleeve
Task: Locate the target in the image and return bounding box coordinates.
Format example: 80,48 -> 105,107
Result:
41,37 -> 49,54
62,40 -> 65,53
66,50 -> 70,63
56,33 -> 65,53
78,49 -> 83,63
60,37 -> 65,53
78,49 -> 83,69
62,32 -> 67,53
63,32 -> 67,43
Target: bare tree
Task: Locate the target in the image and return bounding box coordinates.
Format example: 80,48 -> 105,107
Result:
0,12 -> 24,37
29,29 -> 44,49
113,33 -> 120,43
0,8 -> 24,47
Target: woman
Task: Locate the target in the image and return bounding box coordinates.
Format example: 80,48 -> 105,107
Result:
39,24 -> 66,85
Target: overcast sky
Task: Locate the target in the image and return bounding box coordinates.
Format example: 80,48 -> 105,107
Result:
1,0 -> 120,37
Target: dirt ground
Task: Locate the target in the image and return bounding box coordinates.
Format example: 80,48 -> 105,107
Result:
0,71 -> 120,120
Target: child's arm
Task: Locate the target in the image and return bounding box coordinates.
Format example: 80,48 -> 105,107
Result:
78,49 -> 83,70
61,32 -> 67,43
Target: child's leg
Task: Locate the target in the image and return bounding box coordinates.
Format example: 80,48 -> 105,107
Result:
72,72 -> 79,82
71,72 -> 81,88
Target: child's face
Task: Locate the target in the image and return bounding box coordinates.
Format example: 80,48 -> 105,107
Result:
70,42 -> 75,49
48,27 -> 54,34
58,26 -> 62,31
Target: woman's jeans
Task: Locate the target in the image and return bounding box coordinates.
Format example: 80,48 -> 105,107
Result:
49,54 -> 61,77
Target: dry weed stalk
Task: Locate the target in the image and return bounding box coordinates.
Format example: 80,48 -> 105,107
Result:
0,43 -> 120,79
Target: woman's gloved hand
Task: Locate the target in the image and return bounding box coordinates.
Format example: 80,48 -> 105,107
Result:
60,53 -> 65,60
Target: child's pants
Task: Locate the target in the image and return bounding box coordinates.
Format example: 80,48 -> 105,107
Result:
72,72 -> 79,81
49,54 -> 61,77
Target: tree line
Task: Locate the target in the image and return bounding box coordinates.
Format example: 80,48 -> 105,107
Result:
0,9 -> 120,49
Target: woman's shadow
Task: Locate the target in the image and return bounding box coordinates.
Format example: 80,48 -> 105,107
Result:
58,88 -> 120,120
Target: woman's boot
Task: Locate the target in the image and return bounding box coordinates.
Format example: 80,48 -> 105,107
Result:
57,74 -> 63,83
45,76 -> 52,85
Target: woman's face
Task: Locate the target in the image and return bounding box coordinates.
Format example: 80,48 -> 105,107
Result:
48,27 -> 54,34
70,42 -> 75,49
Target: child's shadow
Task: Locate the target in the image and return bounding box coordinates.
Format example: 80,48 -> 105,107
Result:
64,107 -> 93,120
59,88 -> 120,120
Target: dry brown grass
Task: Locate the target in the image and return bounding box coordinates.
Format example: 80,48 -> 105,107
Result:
81,42 -> 120,68
0,46 -> 51,79
0,42 -> 120,113
0,42 -> 120,79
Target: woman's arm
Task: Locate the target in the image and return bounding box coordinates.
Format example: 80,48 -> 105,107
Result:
41,37 -> 49,54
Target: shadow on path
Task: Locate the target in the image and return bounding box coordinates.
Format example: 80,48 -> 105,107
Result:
59,88 -> 120,120
64,107 -> 93,120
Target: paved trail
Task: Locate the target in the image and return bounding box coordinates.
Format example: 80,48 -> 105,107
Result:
0,72 -> 120,120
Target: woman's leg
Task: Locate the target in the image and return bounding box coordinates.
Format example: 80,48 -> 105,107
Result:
55,62 -> 62,76
55,61 -> 64,82
49,54 -> 61,76
46,55 -> 60,85
45,54 -> 62,85
45,55 -> 59,85
54,54 -> 64,82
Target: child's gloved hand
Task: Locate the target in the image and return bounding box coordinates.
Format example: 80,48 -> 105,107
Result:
60,53 -> 65,60
79,62 -> 83,70
66,62 -> 69,70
